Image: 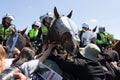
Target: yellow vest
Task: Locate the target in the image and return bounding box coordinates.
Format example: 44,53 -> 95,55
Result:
0,24 -> 13,39
41,24 -> 48,35
28,29 -> 39,38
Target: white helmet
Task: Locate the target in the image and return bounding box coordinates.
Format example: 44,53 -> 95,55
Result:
46,12 -> 53,18
39,12 -> 53,23
82,23 -> 89,29
33,21 -> 41,27
4,13 -> 15,21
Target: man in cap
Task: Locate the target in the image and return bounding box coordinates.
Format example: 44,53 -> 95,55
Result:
0,14 -> 16,46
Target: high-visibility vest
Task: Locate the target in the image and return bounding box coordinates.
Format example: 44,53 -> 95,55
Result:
28,29 -> 39,38
41,24 -> 48,36
96,32 -> 108,44
0,24 -> 13,39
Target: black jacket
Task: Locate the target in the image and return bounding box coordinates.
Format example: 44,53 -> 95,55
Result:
50,55 -> 108,80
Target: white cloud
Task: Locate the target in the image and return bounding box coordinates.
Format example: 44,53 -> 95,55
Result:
89,19 -> 98,23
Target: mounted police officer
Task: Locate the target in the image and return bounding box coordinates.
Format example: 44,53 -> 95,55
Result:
28,21 -> 41,42
35,12 -> 54,53
37,12 -> 54,42
79,23 -> 89,47
96,27 -> 110,51
0,14 -> 16,46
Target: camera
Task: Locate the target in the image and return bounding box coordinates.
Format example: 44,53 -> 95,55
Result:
0,67 -> 20,80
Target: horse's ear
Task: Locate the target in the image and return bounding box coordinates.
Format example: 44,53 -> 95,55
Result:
67,10 -> 73,18
54,7 -> 60,19
92,26 -> 97,32
21,27 -> 27,35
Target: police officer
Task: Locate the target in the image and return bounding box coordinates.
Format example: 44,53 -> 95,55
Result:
28,21 -> 41,42
0,14 -> 16,46
79,23 -> 89,47
96,27 -> 110,50
37,12 -> 53,42
36,12 -> 54,53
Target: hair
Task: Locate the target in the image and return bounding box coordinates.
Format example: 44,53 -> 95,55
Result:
11,47 -> 35,67
2,17 -> 6,24
0,45 -> 8,58
2,17 -> 11,27
0,45 -> 8,73
0,55 -> 5,73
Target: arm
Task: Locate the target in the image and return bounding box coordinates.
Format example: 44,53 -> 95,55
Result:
111,61 -> 120,73
39,44 -> 56,62
50,54 -> 86,73
10,24 -> 16,33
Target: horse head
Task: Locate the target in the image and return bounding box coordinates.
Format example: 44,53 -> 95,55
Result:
6,27 -> 34,58
47,7 -> 80,56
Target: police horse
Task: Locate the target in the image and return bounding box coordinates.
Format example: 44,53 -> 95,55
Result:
6,28 -> 34,58
34,7 -> 80,77
44,7 -> 80,57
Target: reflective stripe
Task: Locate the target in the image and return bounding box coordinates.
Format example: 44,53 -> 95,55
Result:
0,24 -> 12,39
41,24 -> 48,35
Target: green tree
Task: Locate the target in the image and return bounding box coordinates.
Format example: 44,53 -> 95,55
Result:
106,32 -> 116,44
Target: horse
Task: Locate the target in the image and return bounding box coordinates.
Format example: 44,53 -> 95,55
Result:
45,7 -> 80,56
5,28 -> 34,58
34,7 -> 81,76
112,40 -> 120,58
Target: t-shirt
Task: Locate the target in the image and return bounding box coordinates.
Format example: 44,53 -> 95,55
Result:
3,58 -> 14,69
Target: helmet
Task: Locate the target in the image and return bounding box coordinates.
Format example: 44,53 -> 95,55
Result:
3,14 -> 15,21
39,12 -> 53,23
99,27 -> 105,33
33,21 -> 41,27
82,23 -> 89,29
46,12 -> 53,18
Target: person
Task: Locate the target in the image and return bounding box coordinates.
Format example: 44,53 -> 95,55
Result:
28,21 -> 41,42
96,27 -> 110,51
13,72 -> 27,80
12,47 -> 21,58
49,43 -> 117,80
0,44 -> 58,80
105,50 -> 120,80
0,14 -> 16,46
11,47 -> 35,67
0,45 -> 8,73
79,23 -> 96,47
79,23 -> 89,40
37,12 -> 54,53
37,12 -> 53,42
0,47 -> 36,80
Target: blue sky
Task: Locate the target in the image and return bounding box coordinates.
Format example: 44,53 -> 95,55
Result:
0,0 -> 120,39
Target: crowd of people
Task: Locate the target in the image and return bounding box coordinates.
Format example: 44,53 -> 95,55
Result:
0,11 -> 119,80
